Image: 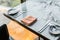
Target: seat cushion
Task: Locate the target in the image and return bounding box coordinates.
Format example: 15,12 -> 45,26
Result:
7,20 -> 38,40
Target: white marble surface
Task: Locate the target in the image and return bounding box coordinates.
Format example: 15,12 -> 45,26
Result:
22,0 -> 60,40
28,0 -> 60,22
4,0 -> 60,40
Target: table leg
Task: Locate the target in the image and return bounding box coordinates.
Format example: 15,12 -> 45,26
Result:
38,36 -> 40,40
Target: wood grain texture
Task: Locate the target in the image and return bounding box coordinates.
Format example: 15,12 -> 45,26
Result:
7,20 -> 38,40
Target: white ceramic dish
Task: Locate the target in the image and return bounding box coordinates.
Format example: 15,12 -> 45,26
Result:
49,25 -> 60,35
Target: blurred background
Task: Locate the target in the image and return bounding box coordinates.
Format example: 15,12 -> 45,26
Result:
0,0 -> 21,7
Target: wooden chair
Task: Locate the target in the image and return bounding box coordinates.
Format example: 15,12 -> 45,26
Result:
7,20 -> 38,40
0,24 -> 9,40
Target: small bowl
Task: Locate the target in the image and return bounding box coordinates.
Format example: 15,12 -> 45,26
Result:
49,25 -> 60,35
8,9 -> 18,15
